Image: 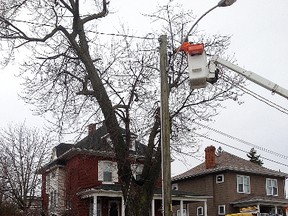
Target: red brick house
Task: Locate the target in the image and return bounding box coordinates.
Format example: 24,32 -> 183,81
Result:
172,146 -> 288,216
38,124 -> 210,216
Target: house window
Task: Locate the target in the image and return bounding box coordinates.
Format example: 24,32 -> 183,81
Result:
197,206 -> 204,216
237,175 -> 250,194
266,178 -> 278,196
51,170 -> 56,178
177,209 -> 186,216
103,161 -> 113,182
131,164 -> 143,181
218,205 -> 225,215
172,183 -> 178,190
129,139 -> 136,151
50,190 -> 57,211
216,174 -> 224,183
98,160 -> 118,183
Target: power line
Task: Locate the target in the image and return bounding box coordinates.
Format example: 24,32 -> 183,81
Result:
6,18 -> 158,41
87,30 -> 158,40
222,74 -> 288,115
193,131 -> 288,168
194,121 -> 288,160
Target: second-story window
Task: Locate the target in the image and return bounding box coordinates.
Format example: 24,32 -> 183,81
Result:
103,161 -> 113,182
98,160 -> 118,183
131,164 -> 143,181
266,178 -> 278,196
172,183 -> 178,191
237,175 -> 250,194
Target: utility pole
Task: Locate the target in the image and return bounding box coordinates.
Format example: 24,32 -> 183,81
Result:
159,35 -> 172,216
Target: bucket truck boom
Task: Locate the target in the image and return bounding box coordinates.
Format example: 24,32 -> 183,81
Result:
209,55 -> 288,100
181,42 -> 288,99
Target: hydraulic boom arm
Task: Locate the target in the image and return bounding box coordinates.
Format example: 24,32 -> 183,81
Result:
209,55 -> 288,100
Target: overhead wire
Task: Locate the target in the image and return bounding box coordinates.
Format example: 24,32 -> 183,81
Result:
221,73 -> 288,115
5,18 -> 159,40
193,131 -> 288,168
194,121 -> 288,160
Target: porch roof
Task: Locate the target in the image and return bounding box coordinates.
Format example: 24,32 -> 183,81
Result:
78,184 -> 212,203
230,195 -> 288,207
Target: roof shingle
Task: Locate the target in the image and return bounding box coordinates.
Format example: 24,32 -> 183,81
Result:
173,151 -> 288,181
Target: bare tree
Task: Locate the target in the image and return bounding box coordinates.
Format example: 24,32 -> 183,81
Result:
0,1 -> 245,215
0,123 -> 53,215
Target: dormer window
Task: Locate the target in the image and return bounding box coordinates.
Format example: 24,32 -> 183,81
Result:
131,164 -> 143,180
51,148 -> 57,160
101,134 -> 113,148
106,136 -> 112,147
129,139 -> 136,151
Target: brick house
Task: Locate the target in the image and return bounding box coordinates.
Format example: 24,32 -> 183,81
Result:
172,146 -> 288,216
38,124 -> 210,216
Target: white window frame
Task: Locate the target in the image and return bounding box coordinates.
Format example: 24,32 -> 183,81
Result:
218,205 -> 225,215
172,183 -> 178,191
237,175 -> 250,194
216,174 -> 224,183
98,160 -> 118,183
266,178 -> 278,196
197,206 -> 204,216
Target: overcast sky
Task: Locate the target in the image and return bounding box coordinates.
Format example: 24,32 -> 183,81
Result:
1,0 -> 288,176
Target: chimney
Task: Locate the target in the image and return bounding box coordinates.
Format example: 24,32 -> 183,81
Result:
88,123 -> 96,135
205,146 -> 216,169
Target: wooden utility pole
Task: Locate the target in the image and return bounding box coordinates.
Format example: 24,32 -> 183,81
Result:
159,35 -> 172,216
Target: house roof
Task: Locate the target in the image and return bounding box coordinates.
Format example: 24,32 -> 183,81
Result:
73,124 -> 145,154
38,125 -> 148,173
172,151 -> 288,181
230,195 -> 288,207
54,143 -> 74,157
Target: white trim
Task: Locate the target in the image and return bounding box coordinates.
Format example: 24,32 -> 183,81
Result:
197,206 -> 204,216
237,175 -> 250,194
216,174 -> 224,183
92,195 -> 97,216
218,205 -> 225,215
266,178 -> 278,196
151,199 -> 155,216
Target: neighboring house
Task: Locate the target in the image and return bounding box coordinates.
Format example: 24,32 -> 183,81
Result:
172,146 -> 288,216
38,123 -> 210,216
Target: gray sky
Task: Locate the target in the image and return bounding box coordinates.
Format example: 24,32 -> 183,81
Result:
1,0 -> 288,176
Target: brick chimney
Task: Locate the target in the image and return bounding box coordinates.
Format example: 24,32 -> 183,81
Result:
88,123 -> 96,135
205,146 -> 216,169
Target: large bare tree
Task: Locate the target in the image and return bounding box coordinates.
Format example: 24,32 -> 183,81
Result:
0,123 -> 53,215
0,1 -> 244,215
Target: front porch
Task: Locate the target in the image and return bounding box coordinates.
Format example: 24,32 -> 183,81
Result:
78,184 -> 211,216
231,196 -> 288,216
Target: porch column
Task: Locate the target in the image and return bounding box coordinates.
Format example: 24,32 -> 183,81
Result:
180,200 -> 184,216
93,195 -> 97,216
151,198 -> 155,216
121,196 -> 125,216
274,205 -> 278,214
204,200 -> 208,216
